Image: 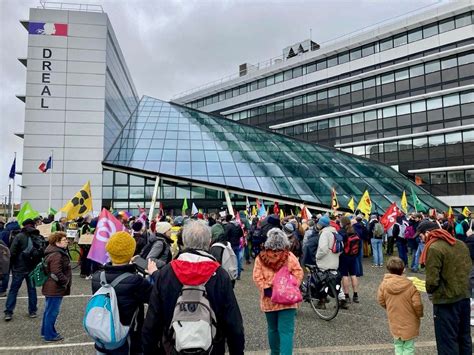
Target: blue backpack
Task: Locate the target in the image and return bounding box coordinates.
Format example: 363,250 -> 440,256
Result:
455,221 -> 466,235
331,232 -> 344,254
83,272 -> 136,351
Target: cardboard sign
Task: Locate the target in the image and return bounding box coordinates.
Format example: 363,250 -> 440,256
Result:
37,223 -> 52,239
78,233 -> 94,245
66,229 -> 79,242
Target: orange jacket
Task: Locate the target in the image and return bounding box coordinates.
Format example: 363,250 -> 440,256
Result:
253,251 -> 304,312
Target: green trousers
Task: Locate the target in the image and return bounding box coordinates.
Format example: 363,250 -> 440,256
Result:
394,338 -> 415,355
265,308 -> 296,355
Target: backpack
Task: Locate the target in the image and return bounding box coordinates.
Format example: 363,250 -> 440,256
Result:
170,281 -> 217,354
404,225 -> 416,239
331,232 -> 344,254
455,221 -> 466,235
140,237 -> 171,264
0,241 -> 10,276
83,272 -> 136,351
343,234 -> 360,256
373,222 -> 384,238
29,251 -> 61,287
22,235 -> 47,269
210,242 -> 238,280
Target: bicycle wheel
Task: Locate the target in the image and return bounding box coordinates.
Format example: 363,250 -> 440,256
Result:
68,244 -> 81,270
309,281 -> 339,321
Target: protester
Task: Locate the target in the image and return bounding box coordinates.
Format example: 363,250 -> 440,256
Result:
408,213 -> 422,271
41,232 -> 71,342
4,219 -> 43,321
253,228 -> 303,355
0,218 -> 21,297
339,216 -> 360,304
142,220 -> 245,354
224,215 -> 244,280
393,216 -> 408,267
140,222 -> 173,269
283,222 -> 301,258
131,221 -> 147,256
91,231 -> 159,354
353,214 -> 368,275
418,220 -> 472,354
369,215 -> 384,267
454,214 -> 469,242
377,257 -> 423,354
302,219 -> 319,266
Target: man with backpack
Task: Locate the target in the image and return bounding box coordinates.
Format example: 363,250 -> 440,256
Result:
224,215 -> 244,280
4,219 -> 46,321
140,222 -> 173,269
210,222 -> 238,287
455,214 -> 470,243
370,216 -> 385,267
142,220 -> 245,355
88,231 -> 159,354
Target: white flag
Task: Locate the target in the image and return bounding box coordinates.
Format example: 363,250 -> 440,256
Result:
191,202 -> 198,215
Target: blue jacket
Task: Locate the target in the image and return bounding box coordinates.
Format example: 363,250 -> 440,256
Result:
0,221 -> 21,247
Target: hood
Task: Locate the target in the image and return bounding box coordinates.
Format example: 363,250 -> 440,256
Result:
171,250 -> 220,286
5,221 -> 20,232
381,274 -> 414,295
148,232 -> 172,244
322,226 -> 337,234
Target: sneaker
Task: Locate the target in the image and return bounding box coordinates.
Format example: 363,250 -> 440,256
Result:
371,264 -> 377,268
85,275 -> 93,280
29,312 -> 37,318
339,299 -> 349,310
378,264 -> 384,268
4,313 -> 12,321
352,295 -> 359,303
44,335 -> 64,342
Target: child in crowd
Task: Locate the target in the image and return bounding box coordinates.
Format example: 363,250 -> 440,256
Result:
377,257 -> 423,355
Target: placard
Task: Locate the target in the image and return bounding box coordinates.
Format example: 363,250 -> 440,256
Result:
78,233 -> 94,245
37,223 -> 52,239
66,229 -> 79,241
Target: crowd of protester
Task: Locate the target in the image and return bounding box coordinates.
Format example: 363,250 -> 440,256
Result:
0,207 -> 472,354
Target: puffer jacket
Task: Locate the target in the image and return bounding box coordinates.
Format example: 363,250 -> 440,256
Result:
377,274 -> 423,340
224,221 -> 243,248
142,250 -> 245,355
0,221 -> 21,247
141,233 -> 172,268
42,244 -> 72,297
316,226 -> 340,270
9,226 -> 40,274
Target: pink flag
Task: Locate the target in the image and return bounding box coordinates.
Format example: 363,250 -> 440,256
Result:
88,208 -> 126,264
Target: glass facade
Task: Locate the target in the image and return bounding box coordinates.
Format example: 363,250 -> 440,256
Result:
104,96 -> 448,213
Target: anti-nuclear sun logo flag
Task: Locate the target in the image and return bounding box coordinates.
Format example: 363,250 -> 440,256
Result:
29,22 -> 68,36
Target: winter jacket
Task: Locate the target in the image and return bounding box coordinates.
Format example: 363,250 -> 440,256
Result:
465,235 -> 474,261
302,229 -> 319,266
0,221 -> 20,247
142,250 -> 245,355
92,264 -> 158,325
424,239 -> 471,304
133,231 -> 148,256
253,251 -> 303,312
316,226 -> 340,270
377,274 -> 423,341
42,244 -> 72,297
9,226 -> 41,274
140,233 -> 172,268
353,222 -> 368,241
224,221 -> 243,248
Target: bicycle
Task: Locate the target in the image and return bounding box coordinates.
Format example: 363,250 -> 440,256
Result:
301,264 -> 342,321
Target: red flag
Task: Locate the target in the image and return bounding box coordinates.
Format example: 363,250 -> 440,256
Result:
273,202 -> 280,215
380,202 -> 402,231
256,199 -> 261,210
88,208 -> 126,264
300,205 -> 312,220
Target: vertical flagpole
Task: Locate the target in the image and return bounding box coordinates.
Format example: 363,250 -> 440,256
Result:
48,150 -> 53,213
11,152 -> 16,218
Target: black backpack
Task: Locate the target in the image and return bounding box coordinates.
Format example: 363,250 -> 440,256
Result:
140,237 -> 171,265
22,234 -> 47,269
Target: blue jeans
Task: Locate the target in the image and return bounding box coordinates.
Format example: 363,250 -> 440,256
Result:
265,309 -> 296,355
4,273 -> 37,315
0,273 -> 9,293
413,241 -> 424,271
41,296 -> 63,340
371,238 -> 383,265
232,246 -> 242,278
397,240 -> 408,267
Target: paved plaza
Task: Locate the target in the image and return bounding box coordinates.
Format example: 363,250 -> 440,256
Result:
2,257 -> 472,354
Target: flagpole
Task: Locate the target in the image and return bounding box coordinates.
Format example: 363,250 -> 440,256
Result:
48,150 -> 53,213
11,152 -> 16,218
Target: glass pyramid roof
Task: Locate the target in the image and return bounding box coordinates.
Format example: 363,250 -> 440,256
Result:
104,96 -> 448,213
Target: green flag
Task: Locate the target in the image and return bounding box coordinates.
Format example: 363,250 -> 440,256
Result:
182,197 -> 188,214
410,187 -> 424,212
17,202 -> 40,226
48,207 -> 58,215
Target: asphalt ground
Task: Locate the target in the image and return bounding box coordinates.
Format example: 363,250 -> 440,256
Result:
0,256 -> 472,354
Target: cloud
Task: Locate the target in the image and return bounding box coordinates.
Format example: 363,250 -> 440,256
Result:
0,0 -> 439,203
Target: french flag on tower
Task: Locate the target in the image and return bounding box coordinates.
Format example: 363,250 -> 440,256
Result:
29,22 -> 68,36
38,156 -> 52,173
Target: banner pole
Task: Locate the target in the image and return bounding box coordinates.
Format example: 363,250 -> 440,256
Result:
48,150 -> 53,213
11,152 -> 16,218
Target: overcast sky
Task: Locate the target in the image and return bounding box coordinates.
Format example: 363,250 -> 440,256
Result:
0,0 -> 443,204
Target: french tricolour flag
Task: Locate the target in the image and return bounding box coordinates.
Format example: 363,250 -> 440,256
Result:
29,22 -> 68,36
38,156 -> 52,173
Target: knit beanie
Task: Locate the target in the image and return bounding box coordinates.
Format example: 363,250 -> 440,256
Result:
106,231 -> 136,264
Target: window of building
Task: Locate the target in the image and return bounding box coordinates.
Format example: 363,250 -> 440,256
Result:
410,64 -> 424,77
445,132 -> 462,144
293,66 -> 303,78
352,112 -> 364,124
306,63 -> 317,74
411,100 -> 426,113
393,33 -> 408,47
363,77 -> 376,88
429,134 -> 445,146
427,97 -> 443,110
381,72 -> 395,84
439,18 -> 455,33
425,60 -> 441,73
408,28 -> 423,42
340,84 -> 350,95
443,93 -> 460,107
441,57 -> 458,69
350,48 -> 362,60
362,43 -> 375,56
455,13 -> 472,28
431,172 -> 447,184
317,90 -> 327,100
351,81 -> 363,91
283,70 -> 293,81
461,91 -> 474,104
364,110 -> 377,121
266,76 -> 275,86
458,53 -> 474,66
448,171 -> 465,183
340,115 -> 351,126
413,137 -> 428,148
329,117 -> 339,127
383,106 -> 396,117
275,72 -> 284,83
423,24 -> 438,38
463,130 -> 474,142
398,139 -> 412,150
327,56 -> 338,68
338,52 -> 349,64
397,103 -> 411,115
395,69 -> 409,81
466,170 -> 474,182
307,93 -> 317,103
316,59 -> 327,70
380,38 -> 393,51
328,88 -> 339,98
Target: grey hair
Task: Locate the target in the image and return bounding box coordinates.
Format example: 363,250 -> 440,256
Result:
182,220 -> 212,251
264,228 -> 290,251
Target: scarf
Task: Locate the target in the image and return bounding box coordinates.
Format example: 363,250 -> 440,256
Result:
258,250 -> 289,271
419,228 -> 456,266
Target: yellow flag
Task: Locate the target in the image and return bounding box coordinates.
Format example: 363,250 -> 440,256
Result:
356,190 -> 372,218
401,190 -> 408,214
447,206 -> 454,220
331,188 -> 339,210
347,197 -> 355,212
462,206 -> 471,217
251,205 -> 257,216
280,209 -> 284,220
60,181 -> 93,220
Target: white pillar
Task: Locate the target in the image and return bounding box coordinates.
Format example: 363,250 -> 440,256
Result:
224,189 -> 234,217
148,175 -> 160,220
